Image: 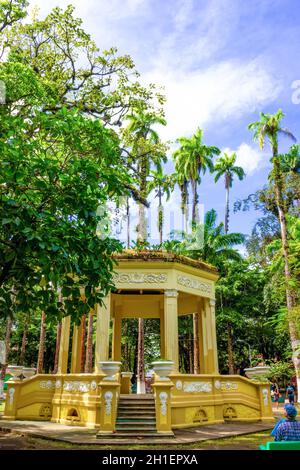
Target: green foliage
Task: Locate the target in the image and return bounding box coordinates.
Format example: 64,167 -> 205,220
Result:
0,2 -> 167,321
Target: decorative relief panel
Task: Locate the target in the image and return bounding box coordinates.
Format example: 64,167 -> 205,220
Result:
104,391 -> 113,416
177,275 -> 211,294
40,380 -> 55,390
55,380 -> 62,389
114,273 -> 167,284
220,381 -> 238,391
214,380 -> 221,390
175,380 -> 183,391
63,381 -> 91,393
8,387 -> 15,405
159,391 -> 168,416
183,382 -> 212,393
262,388 -> 269,406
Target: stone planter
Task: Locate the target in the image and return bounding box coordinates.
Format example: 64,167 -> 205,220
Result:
151,361 -> 174,381
98,361 -> 121,381
22,367 -> 36,379
6,365 -> 23,380
244,366 -> 271,380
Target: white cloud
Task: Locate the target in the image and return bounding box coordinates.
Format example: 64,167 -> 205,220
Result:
222,143 -> 269,175
28,0 -> 282,146
143,58 -> 282,141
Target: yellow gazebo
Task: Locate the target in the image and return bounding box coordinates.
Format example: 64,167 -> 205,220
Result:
3,252 -> 274,434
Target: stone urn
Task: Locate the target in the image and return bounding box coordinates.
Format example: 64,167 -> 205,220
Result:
22,367 -> 36,379
151,360 -> 174,381
244,366 -> 271,380
6,365 -> 23,380
98,361 -> 121,380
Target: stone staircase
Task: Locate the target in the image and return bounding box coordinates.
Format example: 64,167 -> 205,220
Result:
98,394 -> 172,439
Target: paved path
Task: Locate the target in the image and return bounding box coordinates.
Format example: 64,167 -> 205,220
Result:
0,419 -> 274,446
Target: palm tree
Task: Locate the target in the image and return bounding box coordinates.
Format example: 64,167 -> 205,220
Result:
173,128 -> 220,226
125,109 -> 166,393
168,209 -> 245,373
173,129 -> 220,373
280,144 -> 300,209
249,109 -> 299,390
148,168 -> 173,245
214,152 -> 245,233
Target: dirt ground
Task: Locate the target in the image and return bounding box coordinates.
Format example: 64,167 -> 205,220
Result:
0,430 -> 270,450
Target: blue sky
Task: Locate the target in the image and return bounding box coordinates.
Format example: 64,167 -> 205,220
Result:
30,0 -> 300,239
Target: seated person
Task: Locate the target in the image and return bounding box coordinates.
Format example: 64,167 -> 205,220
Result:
272,404 -> 300,441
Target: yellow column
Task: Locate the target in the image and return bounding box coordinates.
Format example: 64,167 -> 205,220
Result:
57,315 -> 71,374
112,313 -> 122,361
163,289 -> 179,371
197,300 -> 205,374
70,321 -> 83,373
160,308 -> 166,359
200,300 -> 209,373
204,298 -> 219,374
209,298 -> 219,374
152,381 -> 174,435
95,294 -> 111,373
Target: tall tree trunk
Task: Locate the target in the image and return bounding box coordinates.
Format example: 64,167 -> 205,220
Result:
126,196 -> 130,248
137,318 -> 145,393
193,314 -> 200,374
225,176 -> 230,234
80,314 -> 86,373
37,311 -> 46,373
158,189 -> 163,245
188,333 -> 193,374
53,320 -> 62,374
191,179 -> 199,225
85,311 -> 93,373
19,313 -> 30,366
0,318 -> 13,397
273,147 -> 299,399
227,323 -> 234,374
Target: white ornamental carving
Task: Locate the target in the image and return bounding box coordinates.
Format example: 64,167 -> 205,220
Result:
55,380 -> 62,389
63,381 -> 90,393
40,380 -> 55,390
183,382 -> 212,393
114,273 -> 167,284
177,275 -> 211,294
104,391 -> 113,416
9,387 -> 15,405
91,380 -> 97,391
176,380 -> 183,390
214,380 -> 221,390
262,388 -> 269,406
221,382 -> 238,391
159,391 -> 168,416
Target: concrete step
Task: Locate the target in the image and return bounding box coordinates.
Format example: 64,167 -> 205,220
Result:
118,405 -> 155,410
116,426 -> 157,432
117,419 -> 156,425
98,432 -> 173,439
117,412 -> 156,417
118,400 -> 155,405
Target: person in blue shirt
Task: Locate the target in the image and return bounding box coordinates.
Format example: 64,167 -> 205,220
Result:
286,383 -> 296,404
273,404 -> 300,441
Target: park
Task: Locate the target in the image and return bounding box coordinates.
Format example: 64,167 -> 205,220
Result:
0,0 -> 300,454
